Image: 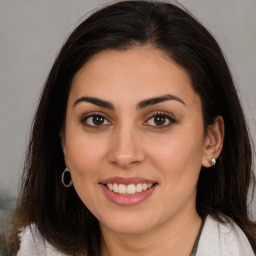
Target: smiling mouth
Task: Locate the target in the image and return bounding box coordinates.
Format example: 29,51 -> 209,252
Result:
105,183 -> 155,195
100,177 -> 158,205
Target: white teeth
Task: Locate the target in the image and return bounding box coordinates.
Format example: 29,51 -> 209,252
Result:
127,184 -> 136,194
118,184 -> 126,194
107,183 -> 113,191
106,183 -> 154,194
136,183 -> 143,192
113,183 -> 118,193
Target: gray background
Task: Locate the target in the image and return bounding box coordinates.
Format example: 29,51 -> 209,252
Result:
0,0 -> 255,217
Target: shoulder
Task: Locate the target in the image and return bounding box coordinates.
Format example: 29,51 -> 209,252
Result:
17,224 -> 68,256
197,215 -> 255,256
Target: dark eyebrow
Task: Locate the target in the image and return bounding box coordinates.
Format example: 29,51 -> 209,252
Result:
73,94 -> 185,110
137,94 -> 186,109
73,97 -> 114,109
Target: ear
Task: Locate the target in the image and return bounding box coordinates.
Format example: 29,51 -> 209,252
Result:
201,116 -> 225,167
59,130 -> 70,168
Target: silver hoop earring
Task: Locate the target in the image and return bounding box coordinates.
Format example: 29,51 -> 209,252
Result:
210,158 -> 216,166
62,168 -> 73,187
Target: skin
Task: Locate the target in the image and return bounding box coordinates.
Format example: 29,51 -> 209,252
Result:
61,45 -> 224,256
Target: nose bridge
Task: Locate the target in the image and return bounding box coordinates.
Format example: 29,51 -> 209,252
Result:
108,119 -> 145,168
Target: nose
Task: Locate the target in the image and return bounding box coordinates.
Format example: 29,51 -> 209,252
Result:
107,124 -> 146,169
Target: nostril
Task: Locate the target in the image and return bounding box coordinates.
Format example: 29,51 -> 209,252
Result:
109,158 -> 142,169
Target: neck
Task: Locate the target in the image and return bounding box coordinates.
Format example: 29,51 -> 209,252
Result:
100,209 -> 202,256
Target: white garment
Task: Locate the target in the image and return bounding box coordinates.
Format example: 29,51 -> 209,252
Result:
197,215 -> 255,256
17,215 -> 255,256
17,224 -> 68,256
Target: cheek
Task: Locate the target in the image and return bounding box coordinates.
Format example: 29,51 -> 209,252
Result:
64,135 -> 109,209
149,132 -> 204,183
65,132 -> 108,178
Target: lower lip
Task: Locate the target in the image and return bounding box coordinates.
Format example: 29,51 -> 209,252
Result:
101,184 -> 157,206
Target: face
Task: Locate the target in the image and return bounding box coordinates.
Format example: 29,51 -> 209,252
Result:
62,46 -> 210,236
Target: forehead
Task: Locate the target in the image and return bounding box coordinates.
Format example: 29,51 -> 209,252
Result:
70,46 -> 200,109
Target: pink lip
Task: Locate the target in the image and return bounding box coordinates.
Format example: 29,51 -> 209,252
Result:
100,176 -> 157,185
99,176 -> 158,206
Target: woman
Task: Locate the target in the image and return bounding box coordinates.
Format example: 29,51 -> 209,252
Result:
9,1 -> 255,255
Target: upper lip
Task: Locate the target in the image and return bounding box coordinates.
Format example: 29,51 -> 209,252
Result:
100,176 -> 158,185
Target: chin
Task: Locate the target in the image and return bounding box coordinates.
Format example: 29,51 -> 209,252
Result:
98,211 -> 161,235
104,222 -> 151,235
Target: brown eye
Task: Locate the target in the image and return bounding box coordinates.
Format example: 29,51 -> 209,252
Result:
154,116 -> 166,126
92,116 -> 105,125
82,114 -> 111,127
145,113 -> 176,128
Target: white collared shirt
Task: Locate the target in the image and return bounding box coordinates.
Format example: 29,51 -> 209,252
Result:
17,215 -> 255,256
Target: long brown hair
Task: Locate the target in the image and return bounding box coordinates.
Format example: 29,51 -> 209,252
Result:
9,1 -> 256,255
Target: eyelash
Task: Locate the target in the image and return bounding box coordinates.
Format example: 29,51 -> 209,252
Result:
81,112 -> 111,129
81,111 -> 176,129
144,111 -> 177,129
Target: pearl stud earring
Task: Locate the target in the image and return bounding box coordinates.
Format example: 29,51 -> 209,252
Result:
210,158 -> 216,166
